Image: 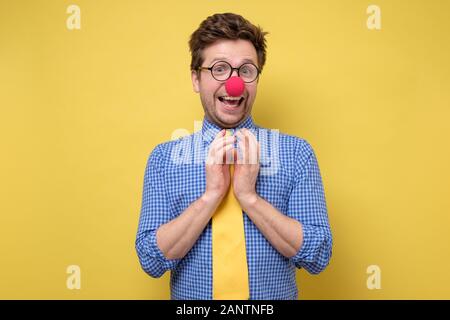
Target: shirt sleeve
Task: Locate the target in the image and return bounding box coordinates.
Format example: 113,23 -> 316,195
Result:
135,143 -> 181,278
287,139 -> 333,274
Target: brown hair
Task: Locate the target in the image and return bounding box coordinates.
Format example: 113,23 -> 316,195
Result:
189,13 -> 268,73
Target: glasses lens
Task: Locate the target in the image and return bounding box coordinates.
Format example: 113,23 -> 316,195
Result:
239,64 -> 258,82
211,62 -> 231,81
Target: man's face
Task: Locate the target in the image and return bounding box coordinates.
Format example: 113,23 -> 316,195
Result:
191,39 -> 259,129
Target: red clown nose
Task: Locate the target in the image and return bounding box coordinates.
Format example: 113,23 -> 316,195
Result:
225,76 -> 245,97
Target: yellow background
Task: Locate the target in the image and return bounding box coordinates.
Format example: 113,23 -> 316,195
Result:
1,0 -> 449,299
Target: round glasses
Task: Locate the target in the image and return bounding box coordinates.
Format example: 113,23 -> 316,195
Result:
198,61 -> 260,83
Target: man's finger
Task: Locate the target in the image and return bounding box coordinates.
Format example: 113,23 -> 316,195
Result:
236,129 -> 259,165
244,131 -> 250,165
208,136 -> 235,157
208,135 -> 235,164
207,131 -> 225,164
236,137 -> 249,165
236,130 -> 248,164
215,143 -> 234,165
246,129 -> 259,165
235,130 -> 243,164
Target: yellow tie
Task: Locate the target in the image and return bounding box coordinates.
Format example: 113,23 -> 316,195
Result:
212,129 -> 250,300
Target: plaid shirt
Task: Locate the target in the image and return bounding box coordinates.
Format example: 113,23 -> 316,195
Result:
136,116 -> 332,299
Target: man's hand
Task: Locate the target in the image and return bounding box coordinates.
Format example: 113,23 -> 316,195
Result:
204,129 -> 236,202
233,128 -> 260,209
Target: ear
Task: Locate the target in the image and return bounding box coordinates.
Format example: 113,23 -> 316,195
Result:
191,70 -> 200,93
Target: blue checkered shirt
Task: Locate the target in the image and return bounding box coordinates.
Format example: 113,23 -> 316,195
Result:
136,116 -> 332,299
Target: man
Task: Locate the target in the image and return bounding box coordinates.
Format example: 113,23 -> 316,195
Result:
136,13 -> 332,300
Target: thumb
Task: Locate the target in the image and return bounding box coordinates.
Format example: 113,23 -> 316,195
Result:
233,148 -> 238,163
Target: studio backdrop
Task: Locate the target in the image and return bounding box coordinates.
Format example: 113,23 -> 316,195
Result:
1,0 -> 449,299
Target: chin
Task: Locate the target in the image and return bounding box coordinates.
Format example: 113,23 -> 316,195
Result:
217,113 -> 246,127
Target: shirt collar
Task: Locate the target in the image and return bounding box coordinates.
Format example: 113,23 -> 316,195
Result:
201,115 -> 256,144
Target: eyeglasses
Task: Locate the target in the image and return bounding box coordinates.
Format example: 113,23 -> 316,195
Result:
198,61 -> 260,83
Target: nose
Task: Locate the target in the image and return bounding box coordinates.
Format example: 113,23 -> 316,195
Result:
225,76 -> 245,97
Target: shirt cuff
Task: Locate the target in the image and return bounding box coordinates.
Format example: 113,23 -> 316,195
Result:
290,224 -> 320,265
148,229 -> 181,270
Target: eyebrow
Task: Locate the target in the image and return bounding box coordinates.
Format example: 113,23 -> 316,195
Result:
207,57 -> 257,67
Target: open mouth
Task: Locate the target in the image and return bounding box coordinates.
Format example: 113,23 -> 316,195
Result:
217,96 -> 245,108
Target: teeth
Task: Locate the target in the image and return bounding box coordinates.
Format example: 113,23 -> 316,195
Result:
222,97 -> 242,101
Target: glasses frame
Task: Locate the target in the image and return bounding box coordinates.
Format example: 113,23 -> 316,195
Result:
198,60 -> 260,83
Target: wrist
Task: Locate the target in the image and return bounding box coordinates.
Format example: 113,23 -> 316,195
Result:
237,192 -> 259,211
201,190 -> 223,206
